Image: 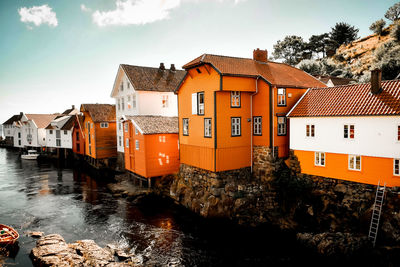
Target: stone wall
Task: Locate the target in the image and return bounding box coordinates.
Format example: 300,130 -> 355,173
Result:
252,146 -> 280,180
170,164 -> 280,226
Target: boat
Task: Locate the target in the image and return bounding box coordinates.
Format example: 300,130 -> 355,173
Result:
21,150 -> 39,160
0,224 -> 19,246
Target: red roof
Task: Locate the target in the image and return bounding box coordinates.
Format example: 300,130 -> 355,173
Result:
182,54 -> 326,88
288,80 -> 400,117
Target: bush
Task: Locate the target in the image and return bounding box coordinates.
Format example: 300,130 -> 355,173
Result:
369,19 -> 386,35
296,59 -> 322,75
391,23 -> 400,42
373,40 -> 400,80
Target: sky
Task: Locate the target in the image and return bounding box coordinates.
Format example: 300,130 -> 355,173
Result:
0,0 -> 398,124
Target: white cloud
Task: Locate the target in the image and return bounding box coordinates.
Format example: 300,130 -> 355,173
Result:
18,5 -> 58,27
90,0 -> 247,27
81,4 -> 91,12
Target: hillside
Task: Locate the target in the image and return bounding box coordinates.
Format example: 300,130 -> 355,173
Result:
333,24 -> 395,77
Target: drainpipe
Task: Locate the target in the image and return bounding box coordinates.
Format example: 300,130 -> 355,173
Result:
250,76 -> 260,173
272,86 -> 275,158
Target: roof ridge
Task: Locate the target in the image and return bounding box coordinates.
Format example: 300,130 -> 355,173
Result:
121,63 -> 185,72
309,79 -> 397,90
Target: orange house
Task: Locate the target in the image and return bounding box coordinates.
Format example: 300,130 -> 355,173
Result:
80,104 -> 117,161
72,114 -> 85,156
287,75 -> 400,187
175,49 -> 326,173
123,116 -> 179,178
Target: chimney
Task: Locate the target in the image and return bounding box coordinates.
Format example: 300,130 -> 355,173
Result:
253,48 -> 268,63
170,64 -> 176,71
159,62 -> 165,71
371,69 -> 382,94
72,105 -> 75,109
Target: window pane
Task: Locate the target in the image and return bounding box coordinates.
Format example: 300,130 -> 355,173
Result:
356,156 -> 361,170
321,153 -> 325,165
311,125 -> 315,137
350,125 -> 354,138
349,156 -> 354,169
315,153 -> 319,165
306,125 -> 309,136
394,159 -> 399,175
344,125 -> 348,138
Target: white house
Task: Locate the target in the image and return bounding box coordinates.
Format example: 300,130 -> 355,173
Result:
45,106 -> 79,150
287,71 -> 400,186
2,113 -> 23,147
110,63 -> 186,169
20,114 -> 58,149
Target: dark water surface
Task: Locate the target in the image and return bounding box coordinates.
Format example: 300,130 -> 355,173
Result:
0,148 -> 372,266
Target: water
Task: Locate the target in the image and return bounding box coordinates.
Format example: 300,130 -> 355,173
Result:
0,148 -> 373,266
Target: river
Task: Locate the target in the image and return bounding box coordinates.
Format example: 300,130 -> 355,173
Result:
0,147 -> 365,266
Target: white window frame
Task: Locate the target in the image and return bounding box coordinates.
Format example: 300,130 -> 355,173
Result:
397,125 -> 400,142
253,116 -> 262,136
231,91 -> 241,107
49,130 -> 53,134
132,94 -> 136,109
121,97 -> 125,110
119,136 -> 122,147
349,155 -> 361,171
118,98 -> 121,111
277,117 -> 287,136
231,117 -> 241,136
344,124 -> 355,139
100,122 -> 109,128
394,158 -> 400,176
135,127 -> 138,135
162,95 -> 169,108
124,123 -> 128,133
204,118 -> 212,138
118,122 -> 122,131
64,130 -> 68,135
315,152 -> 325,166
127,95 -> 131,109
135,140 -> 139,150
306,124 -> 315,137
182,118 -> 189,136
197,92 -> 204,115
277,88 -> 286,106
120,81 -> 124,91
126,138 -> 129,148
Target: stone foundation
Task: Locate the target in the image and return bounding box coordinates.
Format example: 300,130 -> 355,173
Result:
252,146 -> 281,180
116,152 -> 125,172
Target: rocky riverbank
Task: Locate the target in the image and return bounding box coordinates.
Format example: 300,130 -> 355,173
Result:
30,234 -> 139,266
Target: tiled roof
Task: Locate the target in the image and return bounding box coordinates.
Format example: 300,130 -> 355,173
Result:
126,116 -> 178,134
3,114 -> 23,125
61,116 -> 75,130
80,104 -> 116,122
121,64 -> 186,92
182,54 -> 326,88
26,114 -> 58,129
288,80 -> 400,117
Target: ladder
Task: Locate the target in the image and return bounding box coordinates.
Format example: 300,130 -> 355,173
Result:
368,181 -> 386,247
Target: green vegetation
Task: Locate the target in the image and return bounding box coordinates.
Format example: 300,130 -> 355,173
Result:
369,19 -> 386,35
385,2 -> 400,22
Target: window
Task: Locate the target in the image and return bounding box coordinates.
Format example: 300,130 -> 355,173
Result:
344,124 -> 355,139
197,92 -> 204,115
50,130 -> 53,134
253,116 -> 262,136
204,118 -> 212,137
231,91 -> 241,107
162,95 -> 169,108
126,138 -> 129,148
183,118 -> 189,136
64,130 -> 68,135
120,82 -> 123,91
135,127 -> 138,135
315,152 -> 325,166
119,136 -> 122,147
231,117 -> 241,136
127,82 -> 130,89
118,99 -> 121,111
395,159 -> 400,176
277,117 -> 287,136
127,95 -> 131,109
306,124 -> 315,137
118,122 -> 122,131
349,155 -> 361,171
76,132 -> 79,141
398,125 -> 400,141
18,132 -> 21,138
18,140 -> 21,146
135,140 -> 139,150
124,123 -> 128,132
56,139 -> 61,147
100,122 -> 109,128
277,88 -> 286,106
132,94 -> 136,109
121,97 -> 125,110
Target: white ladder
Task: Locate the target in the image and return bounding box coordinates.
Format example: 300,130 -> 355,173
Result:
368,181 -> 386,247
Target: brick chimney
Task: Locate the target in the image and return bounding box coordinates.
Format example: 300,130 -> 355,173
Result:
371,69 -> 382,94
159,62 -> 165,71
170,64 -> 176,71
253,48 -> 268,63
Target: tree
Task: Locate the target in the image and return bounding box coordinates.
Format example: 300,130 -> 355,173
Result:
373,40 -> 400,80
272,35 -> 306,65
369,19 -> 386,35
391,22 -> 400,42
385,2 -> 400,22
308,33 -> 330,58
329,22 -> 359,49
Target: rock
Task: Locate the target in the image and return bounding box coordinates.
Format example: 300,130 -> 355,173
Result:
26,231 -> 44,238
334,184 -> 348,194
30,234 -> 137,266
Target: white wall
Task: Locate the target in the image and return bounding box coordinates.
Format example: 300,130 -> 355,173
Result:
138,91 -> 177,117
46,129 -> 72,149
21,120 -> 39,147
289,116 -> 400,159
13,128 -> 22,147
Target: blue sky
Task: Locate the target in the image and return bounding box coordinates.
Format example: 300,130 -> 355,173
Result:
0,0 -> 398,124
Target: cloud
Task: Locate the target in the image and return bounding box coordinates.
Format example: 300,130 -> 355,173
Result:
90,0 -> 247,27
81,4 -> 91,12
18,4 -> 58,27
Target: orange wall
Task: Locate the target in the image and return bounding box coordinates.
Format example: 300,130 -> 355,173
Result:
72,124 -> 85,155
124,121 -> 179,178
294,150 -> 400,187
83,113 -> 96,158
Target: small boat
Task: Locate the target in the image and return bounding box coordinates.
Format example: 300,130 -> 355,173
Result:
21,150 -> 39,160
0,224 -> 19,246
